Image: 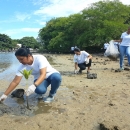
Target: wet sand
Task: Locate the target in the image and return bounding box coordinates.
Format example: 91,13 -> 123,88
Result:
0,53 -> 130,130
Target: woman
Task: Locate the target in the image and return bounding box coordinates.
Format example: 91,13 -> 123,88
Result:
0,47 -> 62,103
73,48 -> 92,74
114,26 -> 130,70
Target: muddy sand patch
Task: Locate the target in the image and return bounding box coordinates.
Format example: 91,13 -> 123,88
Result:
0,92 -> 60,117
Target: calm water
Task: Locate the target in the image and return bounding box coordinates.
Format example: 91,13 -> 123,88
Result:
0,52 -> 19,80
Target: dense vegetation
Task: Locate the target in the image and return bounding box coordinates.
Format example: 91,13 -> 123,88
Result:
0,34 -> 39,51
0,0 -> 130,53
39,0 -> 130,53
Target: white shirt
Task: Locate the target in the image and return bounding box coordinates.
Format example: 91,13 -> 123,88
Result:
104,43 -> 109,49
120,32 -> 130,46
16,55 -> 59,80
74,51 -> 89,64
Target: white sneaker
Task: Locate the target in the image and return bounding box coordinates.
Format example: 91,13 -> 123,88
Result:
43,95 -> 54,103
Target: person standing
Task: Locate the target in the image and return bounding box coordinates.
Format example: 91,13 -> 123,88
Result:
114,26 -> 130,70
0,47 -> 62,103
73,48 -> 92,74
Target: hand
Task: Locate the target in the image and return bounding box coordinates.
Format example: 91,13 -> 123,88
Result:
0,94 -> 7,102
25,84 -> 36,96
74,69 -> 79,74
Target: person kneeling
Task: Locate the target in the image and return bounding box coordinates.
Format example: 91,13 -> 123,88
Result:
0,47 -> 62,103
73,48 -> 92,74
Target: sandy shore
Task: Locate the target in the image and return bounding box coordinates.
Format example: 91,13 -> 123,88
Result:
0,53 -> 130,130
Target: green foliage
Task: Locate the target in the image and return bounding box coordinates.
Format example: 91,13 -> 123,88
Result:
0,34 -> 41,51
0,34 -> 12,50
20,69 -> 32,80
38,0 -> 130,53
19,37 -> 40,49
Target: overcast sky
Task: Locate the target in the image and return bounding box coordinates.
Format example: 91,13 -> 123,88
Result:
0,0 -> 130,39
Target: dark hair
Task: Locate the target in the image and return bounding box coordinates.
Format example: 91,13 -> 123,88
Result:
15,47 -> 32,57
74,48 -> 80,52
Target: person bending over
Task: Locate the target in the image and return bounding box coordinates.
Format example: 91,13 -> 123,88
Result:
73,48 -> 92,74
0,47 -> 62,103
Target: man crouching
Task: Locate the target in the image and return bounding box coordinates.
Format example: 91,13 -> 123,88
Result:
73,48 -> 92,74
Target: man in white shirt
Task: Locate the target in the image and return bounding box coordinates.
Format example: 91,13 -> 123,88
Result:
73,48 -> 92,74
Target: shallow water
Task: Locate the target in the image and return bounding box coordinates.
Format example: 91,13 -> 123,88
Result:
0,52 -> 19,80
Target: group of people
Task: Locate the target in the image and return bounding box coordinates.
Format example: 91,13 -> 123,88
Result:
0,26 -> 130,104
0,47 -> 92,104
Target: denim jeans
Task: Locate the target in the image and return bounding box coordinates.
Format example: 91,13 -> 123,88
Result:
119,45 -> 130,68
34,73 -> 62,96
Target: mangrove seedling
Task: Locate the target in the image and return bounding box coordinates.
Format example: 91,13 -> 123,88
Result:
20,69 -> 32,110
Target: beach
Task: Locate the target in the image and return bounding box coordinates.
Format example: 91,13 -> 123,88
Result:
0,53 -> 130,130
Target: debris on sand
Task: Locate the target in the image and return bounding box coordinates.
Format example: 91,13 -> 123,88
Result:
87,73 -> 97,79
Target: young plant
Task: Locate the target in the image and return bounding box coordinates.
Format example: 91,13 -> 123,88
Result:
20,69 -> 32,109
20,69 -> 32,80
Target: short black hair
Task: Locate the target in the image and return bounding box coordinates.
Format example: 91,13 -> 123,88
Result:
74,48 -> 80,52
15,47 -> 32,57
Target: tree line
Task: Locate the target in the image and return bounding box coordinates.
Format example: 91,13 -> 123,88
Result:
0,34 -> 40,51
1,0 -> 130,53
38,0 -> 130,53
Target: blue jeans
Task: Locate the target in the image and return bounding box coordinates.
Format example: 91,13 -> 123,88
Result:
34,73 -> 62,96
119,45 -> 130,68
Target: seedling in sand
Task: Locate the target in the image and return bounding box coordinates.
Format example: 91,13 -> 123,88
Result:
20,69 -> 32,110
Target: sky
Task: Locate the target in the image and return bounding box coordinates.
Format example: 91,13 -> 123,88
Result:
0,0 -> 130,40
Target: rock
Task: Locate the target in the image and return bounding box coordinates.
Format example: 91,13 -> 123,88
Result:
115,69 -> 122,72
99,121 -> 120,130
87,74 -> 94,79
87,73 -> 97,79
11,89 -> 24,98
100,123 -> 109,130
124,67 -> 130,71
